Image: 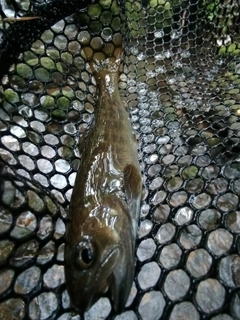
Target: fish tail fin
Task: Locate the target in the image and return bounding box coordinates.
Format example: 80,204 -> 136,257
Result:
83,43 -> 122,79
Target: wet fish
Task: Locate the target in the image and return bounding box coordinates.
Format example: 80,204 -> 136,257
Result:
64,49 -> 142,314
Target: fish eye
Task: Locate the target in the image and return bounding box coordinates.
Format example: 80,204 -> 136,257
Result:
75,240 -> 96,269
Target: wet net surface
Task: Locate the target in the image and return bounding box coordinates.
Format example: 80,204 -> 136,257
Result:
0,0 -> 240,319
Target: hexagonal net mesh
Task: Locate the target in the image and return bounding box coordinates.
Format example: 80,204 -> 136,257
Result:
0,0 -> 240,319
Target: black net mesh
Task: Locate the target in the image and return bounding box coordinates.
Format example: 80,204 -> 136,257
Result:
0,0 -> 240,319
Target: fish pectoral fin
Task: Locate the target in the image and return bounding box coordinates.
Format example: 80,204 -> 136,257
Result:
123,164 -> 142,205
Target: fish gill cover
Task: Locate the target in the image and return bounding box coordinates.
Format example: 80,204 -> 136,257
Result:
0,0 -> 240,319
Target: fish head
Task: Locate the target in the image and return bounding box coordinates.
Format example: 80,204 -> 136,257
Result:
65,196 -> 136,314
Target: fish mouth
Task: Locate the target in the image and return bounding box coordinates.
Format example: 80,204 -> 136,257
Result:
95,245 -> 121,291
107,259 -> 134,314
96,245 -> 133,314
72,245 -> 134,314
71,245 -> 122,313
99,247 -> 134,314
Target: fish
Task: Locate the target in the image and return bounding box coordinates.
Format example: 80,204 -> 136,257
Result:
64,47 -> 142,314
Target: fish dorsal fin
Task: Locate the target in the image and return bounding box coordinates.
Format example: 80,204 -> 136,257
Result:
123,164 -> 142,228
